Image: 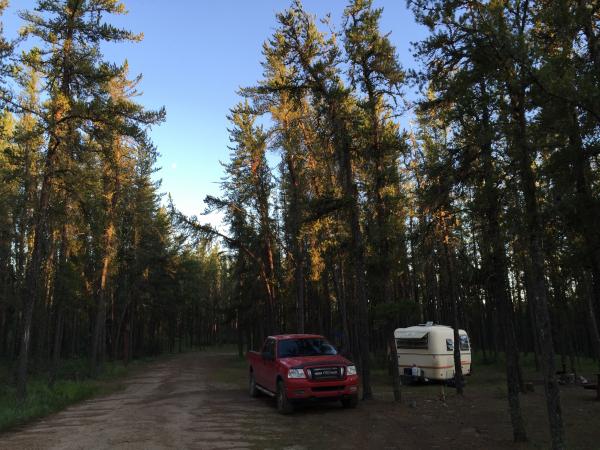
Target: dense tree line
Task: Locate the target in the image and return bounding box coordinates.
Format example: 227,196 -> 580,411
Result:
177,1 -> 599,448
0,0 -> 232,403
1,1 -> 599,449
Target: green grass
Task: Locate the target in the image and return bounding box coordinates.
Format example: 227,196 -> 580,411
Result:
0,378 -> 104,431
0,357 -> 158,433
209,354 -> 248,386
470,351 -> 599,381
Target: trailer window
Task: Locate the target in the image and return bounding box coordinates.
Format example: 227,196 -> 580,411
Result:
396,333 -> 429,349
460,335 -> 470,351
447,336 -> 470,351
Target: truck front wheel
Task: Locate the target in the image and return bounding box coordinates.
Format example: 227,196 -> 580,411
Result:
249,372 -> 259,398
276,380 -> 294,414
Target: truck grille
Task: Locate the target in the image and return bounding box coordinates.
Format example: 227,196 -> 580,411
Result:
309,367 -> 343,380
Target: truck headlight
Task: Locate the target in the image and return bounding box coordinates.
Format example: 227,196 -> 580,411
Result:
346,365 -> 357,376
288,368 -> 306,379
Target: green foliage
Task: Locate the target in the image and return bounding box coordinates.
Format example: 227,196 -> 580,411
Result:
0,359 -> 131,432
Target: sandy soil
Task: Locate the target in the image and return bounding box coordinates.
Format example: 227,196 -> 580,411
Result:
1,351 -> 598,450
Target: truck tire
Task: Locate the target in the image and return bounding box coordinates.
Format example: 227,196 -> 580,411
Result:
249,371 -> 259,398
276,380 -> 294,414
341,394 -> 358,409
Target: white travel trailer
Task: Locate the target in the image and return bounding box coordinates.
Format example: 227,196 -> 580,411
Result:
394,323 -> 471,381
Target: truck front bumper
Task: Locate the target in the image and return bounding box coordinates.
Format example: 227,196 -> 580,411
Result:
285,375 -> 359,400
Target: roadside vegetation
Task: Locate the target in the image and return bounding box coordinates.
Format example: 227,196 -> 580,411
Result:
0,356 -> 161,432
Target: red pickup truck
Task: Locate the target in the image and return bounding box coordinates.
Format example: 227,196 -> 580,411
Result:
247,334 -> 359,414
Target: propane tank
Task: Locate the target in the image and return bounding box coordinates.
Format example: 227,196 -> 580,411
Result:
411,365 -> 419,377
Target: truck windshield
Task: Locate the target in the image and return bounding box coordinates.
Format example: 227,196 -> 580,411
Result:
278,338 -> 337,358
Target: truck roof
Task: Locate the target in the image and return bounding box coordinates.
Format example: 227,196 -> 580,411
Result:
267,334 -> 325,340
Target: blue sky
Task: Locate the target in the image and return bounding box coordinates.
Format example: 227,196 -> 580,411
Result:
3,0 -> 426,226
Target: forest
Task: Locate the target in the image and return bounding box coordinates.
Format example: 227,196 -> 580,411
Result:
0,1 -> 599,449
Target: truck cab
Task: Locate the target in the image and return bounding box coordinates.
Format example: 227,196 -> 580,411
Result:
247,334 -> 359,413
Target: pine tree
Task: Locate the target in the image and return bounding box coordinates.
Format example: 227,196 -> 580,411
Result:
16,0 -> 163,400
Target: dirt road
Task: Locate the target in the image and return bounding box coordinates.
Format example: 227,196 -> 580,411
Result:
1,351 -> 598,449
2,352 -> 283,450
0,351 -> 473,450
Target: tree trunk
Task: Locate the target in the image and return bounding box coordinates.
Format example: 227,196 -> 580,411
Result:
49,223 -> 70,386
332,258 -> 350,353
582,273 -> 600,366
92,142 -> 120,375
16,5 -> 78,399
284,151 -> 305,333
343,149 -> 372,400
444,240 -> 464,395
17,140 -> 59,401
509,85 -> 565,449
567,109 -> 600,367
388,330 -> 401,402
477,88 -> 527,441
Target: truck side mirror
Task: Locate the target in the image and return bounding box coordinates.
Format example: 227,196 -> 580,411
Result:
262,351 -> 274,361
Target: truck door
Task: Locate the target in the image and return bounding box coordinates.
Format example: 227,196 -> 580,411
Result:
262,339 -> 278,392
256,338 -> 276,390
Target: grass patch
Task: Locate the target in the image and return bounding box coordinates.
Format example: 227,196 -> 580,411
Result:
469,351 -> 599,388
0,378 -> 104,431
208,354 -> 247,387
0,356 -> 159,433
200,343 -> 241,354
